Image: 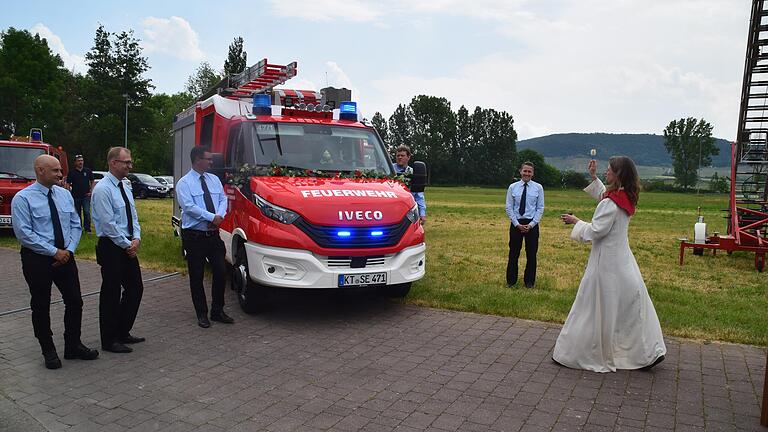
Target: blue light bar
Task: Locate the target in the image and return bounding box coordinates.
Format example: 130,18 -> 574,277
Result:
252,94 -> 272,115
337,231 -> 351,237
370,231 -> 384,237
339,101 -> 358,121
30,128 -> 43,142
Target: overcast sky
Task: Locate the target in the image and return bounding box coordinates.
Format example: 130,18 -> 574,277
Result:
2,0 -> 750,140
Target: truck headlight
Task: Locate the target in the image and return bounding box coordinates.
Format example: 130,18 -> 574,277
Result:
406,203 -> 420,224
253,194 -> 299,224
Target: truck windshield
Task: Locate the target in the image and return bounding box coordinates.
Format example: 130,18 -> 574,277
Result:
251,123 -> 393,175
0,146 -> 45,179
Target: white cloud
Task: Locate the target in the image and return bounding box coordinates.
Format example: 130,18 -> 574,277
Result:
269,0 -> 383,22
140,16 -> 204,61
30,23 -> 86,74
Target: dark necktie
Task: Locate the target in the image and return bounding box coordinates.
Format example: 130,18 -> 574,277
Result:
200,175 -> 216,214
118,181 -> 134,239
48,189 -> 65,249
519,182 -> 527,217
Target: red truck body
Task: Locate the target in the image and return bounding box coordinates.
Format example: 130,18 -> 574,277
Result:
0,136 -> 69,228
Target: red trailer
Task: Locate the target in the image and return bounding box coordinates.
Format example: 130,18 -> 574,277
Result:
679,0 -> 768,272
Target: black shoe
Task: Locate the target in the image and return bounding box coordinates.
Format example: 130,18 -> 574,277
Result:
211,311 -> 234,324
119,334 -> 146,344
102,342 -> 132,353
640,355 -> 665,371
524,283 -> 534,289
43,351 -> 62,369
197,315 -> 211,328
64,343 -> 99,360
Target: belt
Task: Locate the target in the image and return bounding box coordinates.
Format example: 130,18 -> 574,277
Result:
182,229 -> 219,238
517,218 -> 532,224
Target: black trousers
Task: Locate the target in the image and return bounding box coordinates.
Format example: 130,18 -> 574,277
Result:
96,238 -> 143,346
506,220 -> 539,286
20,247 -> 83,353
182,230 -> 227,317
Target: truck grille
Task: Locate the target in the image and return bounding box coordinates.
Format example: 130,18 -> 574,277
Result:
326,255 -> 388,269
294,218 -> 411,249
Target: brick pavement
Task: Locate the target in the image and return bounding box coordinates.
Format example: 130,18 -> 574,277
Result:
0,246 -> 765,431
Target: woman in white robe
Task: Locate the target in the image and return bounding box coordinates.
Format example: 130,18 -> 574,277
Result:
554,157 -> 666,373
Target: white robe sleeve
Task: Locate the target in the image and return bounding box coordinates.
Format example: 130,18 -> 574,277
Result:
570,199 -> 618,243
583,178 -> 606,201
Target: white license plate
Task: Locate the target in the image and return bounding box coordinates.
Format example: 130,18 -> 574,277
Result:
0,216 -> 11,226
338,272 -> 387,287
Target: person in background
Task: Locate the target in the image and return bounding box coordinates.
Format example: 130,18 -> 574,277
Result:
176,145 -> 234,328
11,155 -> 99,369
91,147 -> 145,354
505,161 -> 545,288
66,154 -> 94,233
392,145 -> 426,224
555,157 -> 666,372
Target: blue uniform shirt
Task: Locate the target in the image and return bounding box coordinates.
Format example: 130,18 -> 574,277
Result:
505,179 -> 545,227
92,172 -> 141,249
176,170 -> 228,230
393,163 -> 426,218
11,182 -> 82,256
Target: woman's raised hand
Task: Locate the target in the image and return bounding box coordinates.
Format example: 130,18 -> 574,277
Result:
588,160 -> 597,180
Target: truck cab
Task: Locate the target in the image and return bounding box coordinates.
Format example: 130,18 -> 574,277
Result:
172,60 -> 425,313
0,130 -> 68,228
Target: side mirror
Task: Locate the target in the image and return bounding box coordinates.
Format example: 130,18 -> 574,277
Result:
410,161 -> 427,192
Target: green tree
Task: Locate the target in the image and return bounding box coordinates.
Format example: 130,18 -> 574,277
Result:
186,61 -> 221,99
408,95 -> 457,184
663,117 -> 718,190
515,149 -> 560,187
371,112 -> 389,147
223,36 -> 247,76
0,27 -> 68,137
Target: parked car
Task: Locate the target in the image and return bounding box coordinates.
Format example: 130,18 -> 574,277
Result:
154,175 -> 174,197
127,173 -> 169,199
94,170 -> 131,189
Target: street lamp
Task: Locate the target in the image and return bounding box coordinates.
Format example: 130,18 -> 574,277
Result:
123,94 -> 129,149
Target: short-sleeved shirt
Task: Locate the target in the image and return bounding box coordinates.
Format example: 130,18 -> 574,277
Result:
67,167 -> 93,198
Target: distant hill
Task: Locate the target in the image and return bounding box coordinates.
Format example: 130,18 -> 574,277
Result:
517,133 -> 731,168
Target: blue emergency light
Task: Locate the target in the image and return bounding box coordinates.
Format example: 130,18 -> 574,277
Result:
370,230 -> 384,237
337,230 -> 351,237
339,101 -> 358,121
252,94 -> 272,115
30,128 -> 43,142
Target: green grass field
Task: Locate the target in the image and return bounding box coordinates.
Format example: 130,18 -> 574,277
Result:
1,187 -> 765,346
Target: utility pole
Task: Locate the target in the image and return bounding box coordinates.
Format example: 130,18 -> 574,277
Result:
123,94 -> 129,149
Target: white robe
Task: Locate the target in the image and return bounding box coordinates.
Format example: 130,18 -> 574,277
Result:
553,179 -> 666,373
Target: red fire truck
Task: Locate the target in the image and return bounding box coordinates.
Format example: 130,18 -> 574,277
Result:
0,129 -> 69,229
172,59 -> 426,313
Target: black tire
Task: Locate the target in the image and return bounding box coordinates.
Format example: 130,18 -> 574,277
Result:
231,244 -> 268,313
387,282 -> 412,298
138,189 -> 148,199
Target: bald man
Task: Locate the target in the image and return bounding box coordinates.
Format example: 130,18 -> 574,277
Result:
11,155 -> 99,369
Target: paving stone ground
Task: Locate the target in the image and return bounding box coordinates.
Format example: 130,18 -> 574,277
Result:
0,246 -> 765,431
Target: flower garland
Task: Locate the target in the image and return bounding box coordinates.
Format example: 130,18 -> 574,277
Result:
227,163 -> 411,189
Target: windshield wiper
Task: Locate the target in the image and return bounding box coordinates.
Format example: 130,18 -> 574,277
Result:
0,171 -> 30,180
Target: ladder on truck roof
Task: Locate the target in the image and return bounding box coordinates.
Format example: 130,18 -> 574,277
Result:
200,58 -> 298,100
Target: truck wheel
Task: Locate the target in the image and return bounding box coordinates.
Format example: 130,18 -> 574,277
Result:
232,245 -> 267,313
387,282 -> 412,298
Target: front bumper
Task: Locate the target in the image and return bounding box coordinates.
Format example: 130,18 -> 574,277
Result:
243,242 -> 426,289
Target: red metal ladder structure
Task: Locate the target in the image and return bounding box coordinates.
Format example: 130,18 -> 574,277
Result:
679,0 -> 768,273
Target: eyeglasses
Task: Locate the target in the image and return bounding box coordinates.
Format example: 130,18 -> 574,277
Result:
114,159 -> 133,166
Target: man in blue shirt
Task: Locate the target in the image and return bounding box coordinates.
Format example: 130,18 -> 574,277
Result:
11,155 -> 99,369
393,145 -> 426,224
176,145 -> 233,328
91,147 -> 145,353
505,161 -> 545,288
